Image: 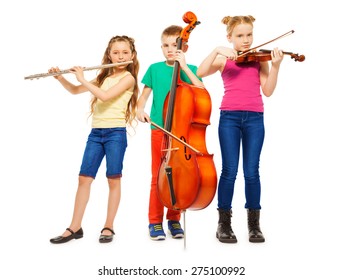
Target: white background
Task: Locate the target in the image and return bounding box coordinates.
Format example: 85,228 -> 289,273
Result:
1,0 -> 341,279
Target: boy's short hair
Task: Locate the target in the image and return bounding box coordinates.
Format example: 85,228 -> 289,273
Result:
161,25 -> 182,38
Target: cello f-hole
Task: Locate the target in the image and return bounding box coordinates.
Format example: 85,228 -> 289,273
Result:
165,166 -> 177,206
180,136 -> 191,160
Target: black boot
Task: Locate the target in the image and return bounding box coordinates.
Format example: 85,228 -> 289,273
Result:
216,209 -> 237,243
247,209 -> 265,243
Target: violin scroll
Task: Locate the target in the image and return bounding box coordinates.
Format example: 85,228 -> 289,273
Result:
289,53 -> 305,62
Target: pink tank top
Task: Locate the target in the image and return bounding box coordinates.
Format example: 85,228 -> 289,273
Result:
220,59 -> 263,112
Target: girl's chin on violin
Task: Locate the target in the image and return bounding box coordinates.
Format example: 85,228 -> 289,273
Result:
236,45 -> 250,52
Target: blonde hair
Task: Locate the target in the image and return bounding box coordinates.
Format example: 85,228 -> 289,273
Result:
222,15 -> 255,36
91,35 -> 139,126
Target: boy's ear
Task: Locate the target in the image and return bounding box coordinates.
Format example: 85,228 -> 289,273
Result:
182,44 -> 189,52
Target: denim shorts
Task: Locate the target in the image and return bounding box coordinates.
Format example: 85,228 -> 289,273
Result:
79,127 -> 127,178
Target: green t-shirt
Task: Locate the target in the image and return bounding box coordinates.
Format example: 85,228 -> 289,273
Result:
141,61 -> 201,129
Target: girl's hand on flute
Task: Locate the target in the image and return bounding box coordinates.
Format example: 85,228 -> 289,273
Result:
48,67 -> 62,80
70,66 -> 85,83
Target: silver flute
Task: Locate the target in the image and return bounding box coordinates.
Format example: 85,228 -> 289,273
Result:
24,61 -> 133,80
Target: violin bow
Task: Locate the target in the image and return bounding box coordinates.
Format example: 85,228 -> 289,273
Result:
237,30 -> 295,57
150,121 -> 203,155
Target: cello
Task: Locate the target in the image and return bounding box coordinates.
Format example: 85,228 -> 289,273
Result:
156,12 -> 217,214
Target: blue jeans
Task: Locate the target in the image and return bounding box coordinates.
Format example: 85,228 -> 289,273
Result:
217,111 -> 265,210
79,128 -> 127,178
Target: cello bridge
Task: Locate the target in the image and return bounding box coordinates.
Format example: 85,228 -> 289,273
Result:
161,147 -> 179,152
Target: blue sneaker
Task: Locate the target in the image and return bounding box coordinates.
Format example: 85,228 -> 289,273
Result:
148,223 -> 166,241
168,220 -> 184,239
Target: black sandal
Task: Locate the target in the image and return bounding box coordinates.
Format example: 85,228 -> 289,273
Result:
99,227 -> 115,243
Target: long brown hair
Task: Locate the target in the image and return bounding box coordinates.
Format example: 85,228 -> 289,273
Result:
91,35 -> 139,126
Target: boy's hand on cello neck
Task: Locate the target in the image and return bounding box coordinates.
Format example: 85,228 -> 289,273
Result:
174,48 -> 203,88
177,52 -> 204,87
175,49 -> 187,69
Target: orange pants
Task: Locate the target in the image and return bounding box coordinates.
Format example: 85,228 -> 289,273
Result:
149,129 -> 181,224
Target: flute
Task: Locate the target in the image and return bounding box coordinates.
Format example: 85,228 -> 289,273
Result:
24,61 -> 133,80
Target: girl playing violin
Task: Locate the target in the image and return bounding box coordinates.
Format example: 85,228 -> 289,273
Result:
197,15 -> 284,243
49,35 -> 139,244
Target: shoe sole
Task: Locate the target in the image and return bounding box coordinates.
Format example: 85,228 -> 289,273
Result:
99,235 -> 113,243
249,238 -> 265,243
168,231 -> 184,239
216,233 -> 237,243
99,239 -> 113,243
50,235 -> 83,244
218,238 -> 237,243
150,235 -> 166,241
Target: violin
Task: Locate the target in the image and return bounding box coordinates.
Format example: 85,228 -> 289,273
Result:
157,12 -> 217,212
236,49 -> 305,63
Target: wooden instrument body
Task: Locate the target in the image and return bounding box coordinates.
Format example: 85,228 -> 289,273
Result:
157,82 -> 217,211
